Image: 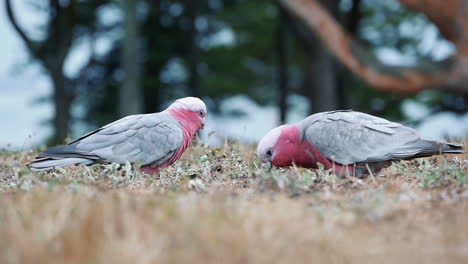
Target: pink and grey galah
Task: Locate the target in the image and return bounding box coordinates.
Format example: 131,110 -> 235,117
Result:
29,97 -> 207,174
257,110 -> 464,176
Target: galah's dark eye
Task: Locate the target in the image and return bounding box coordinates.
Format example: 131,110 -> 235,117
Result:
266,149 -> 273,157
199,111 -> 205,117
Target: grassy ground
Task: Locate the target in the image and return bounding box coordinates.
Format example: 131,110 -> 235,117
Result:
0,141 -> 467,264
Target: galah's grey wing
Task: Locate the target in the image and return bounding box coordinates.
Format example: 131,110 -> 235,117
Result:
300,110 -> 457,165
41,112 -> 183,166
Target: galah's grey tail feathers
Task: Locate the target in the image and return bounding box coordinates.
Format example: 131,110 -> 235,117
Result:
398,140 -> 464,160
441,142 -> 465,154
38,144 -> 100,160
28,157 -> 94,171
29,144 -> 100,171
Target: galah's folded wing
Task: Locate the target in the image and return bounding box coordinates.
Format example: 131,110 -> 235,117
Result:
42,112 -> 183,166
300,111 -> 442,165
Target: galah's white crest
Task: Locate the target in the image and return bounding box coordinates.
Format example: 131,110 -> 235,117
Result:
29,97 -> 207,174
257,110 -> 464,176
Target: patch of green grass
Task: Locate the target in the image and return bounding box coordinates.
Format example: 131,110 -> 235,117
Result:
390,156 -> 468,189
416,158 -> 468,188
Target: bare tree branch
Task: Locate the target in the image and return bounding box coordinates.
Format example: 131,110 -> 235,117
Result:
6,0 -> 81,142
399,0 -> 461,44
279,0 -> 468,94
5,0 -> 43,60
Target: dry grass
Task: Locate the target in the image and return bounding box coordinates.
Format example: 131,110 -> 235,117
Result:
0,141 -> 467,264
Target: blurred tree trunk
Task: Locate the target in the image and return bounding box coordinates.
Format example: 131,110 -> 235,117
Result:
6,0 -> 75,143
143,1 -> 161,112
336,0 -> 362,109
277,4 -> 290,123
312,0 -> 340,113
303,42 -> 339,113
347,0 -> 362,35
187,0 -> 200,98
288,0 -> 340,113
51,70 -> 73,142
120,0 -> 143,117
279,0 -> 468,95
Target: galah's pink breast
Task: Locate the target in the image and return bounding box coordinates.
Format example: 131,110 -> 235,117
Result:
140,108 -> 201,174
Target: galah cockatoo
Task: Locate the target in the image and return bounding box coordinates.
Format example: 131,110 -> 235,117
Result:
257,110 -> 464,176
29,97 -> 207,174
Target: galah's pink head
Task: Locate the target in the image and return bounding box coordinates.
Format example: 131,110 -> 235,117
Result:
167,97 -> 207,130
257,124 -> 301,167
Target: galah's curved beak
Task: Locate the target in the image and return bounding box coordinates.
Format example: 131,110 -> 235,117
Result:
261,160 -> 272,172
201,121 -> 205,129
